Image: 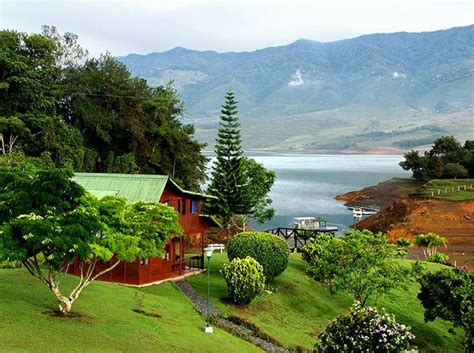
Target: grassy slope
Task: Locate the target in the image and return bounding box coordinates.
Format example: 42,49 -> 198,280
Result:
415,179 -> 474,201
0,269 -> 261,353
188,253 -> 464,352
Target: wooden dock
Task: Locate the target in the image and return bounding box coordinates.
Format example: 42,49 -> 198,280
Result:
265,227 -> 337,251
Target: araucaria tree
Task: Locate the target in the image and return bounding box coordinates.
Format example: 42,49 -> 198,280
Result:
0,169 -> 181,314
205,92 -> 275,229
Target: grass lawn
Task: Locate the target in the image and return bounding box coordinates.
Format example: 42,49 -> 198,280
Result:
0,269 -> 262,353
188,252 -> 464,352
415,179 -> 474,201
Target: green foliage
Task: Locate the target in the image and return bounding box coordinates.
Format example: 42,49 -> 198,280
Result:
0,28 -> 208,190
227,231 -> 290,282
188,252 -> 465,351
61,56 -> 208,189
204,92 -> 248,226
415,232 -> 447,259
417,268 -> 473,352
428,252 -> 449,264
302,230 -> 411,305
204,92 -> 275,227
314,302 -> 416,353
400,136 -> 474,180
222,256 -> 265,305
395,237 -> 411,258
0,259 -> 22,269
241,157 -> 276,223
0,30 -> 59,117
0,168 -> 181,313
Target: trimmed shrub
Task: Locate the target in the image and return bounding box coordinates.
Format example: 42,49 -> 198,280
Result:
428,252 -> 449,264
227,231 -> 290,281
222,257 -> 265,305
315,302 -> 416,353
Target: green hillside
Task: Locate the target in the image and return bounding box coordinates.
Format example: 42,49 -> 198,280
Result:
119,26 -> 474,152
0,254 -> 464,352
0,269 -> 261,353
188,253 -> 463,352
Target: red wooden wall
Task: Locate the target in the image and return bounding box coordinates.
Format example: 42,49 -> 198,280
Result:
70,182 -> 211,285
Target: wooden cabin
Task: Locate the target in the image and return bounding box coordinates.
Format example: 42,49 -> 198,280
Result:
70,173 -> 218,286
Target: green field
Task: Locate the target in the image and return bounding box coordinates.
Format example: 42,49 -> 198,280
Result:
188,253 -> 464,352
416,179 -> 474,201
0,269 -> 261,353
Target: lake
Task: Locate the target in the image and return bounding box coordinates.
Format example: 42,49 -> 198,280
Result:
240,154 -> 410,233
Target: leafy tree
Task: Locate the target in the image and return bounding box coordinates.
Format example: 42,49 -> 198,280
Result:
415,233 -> 447,259
302,230 -> 411,306
399,150 -> 426,180
0,30 -> 59,117
399,136 -> 474,179
430,136 -> 461,156
0,117 -> 30,155
0,169 -> 181,314
444,163 -> 469,179
61,56 -> 207,189
417,269 -> 473,352
241,157 -> 276,224
205,92 -> 275,228
1,28 -> 208,190
41,25 -> 88,68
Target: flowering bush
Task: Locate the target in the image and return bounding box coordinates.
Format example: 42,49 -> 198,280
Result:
314,302 -> 416,353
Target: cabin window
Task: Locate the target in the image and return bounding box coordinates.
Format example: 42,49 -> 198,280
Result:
177,198 -> 186,215
162,244 -> 170,261
164,200 -> 171,207
191,199 -> 198,214
140,258 -> 149,266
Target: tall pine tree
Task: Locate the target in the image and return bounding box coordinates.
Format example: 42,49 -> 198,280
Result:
205,92 -> 250,228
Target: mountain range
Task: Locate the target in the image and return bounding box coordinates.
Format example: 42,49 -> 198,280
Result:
119,25 -> 474,152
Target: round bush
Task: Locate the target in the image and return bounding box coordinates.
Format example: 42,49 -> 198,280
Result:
228,231 -> 290,281
222,257 -> 265,305
428,252 -> 449,264
315,303 -> 416,353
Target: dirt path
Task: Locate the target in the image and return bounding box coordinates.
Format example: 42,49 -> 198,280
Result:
175,280 -> 289,353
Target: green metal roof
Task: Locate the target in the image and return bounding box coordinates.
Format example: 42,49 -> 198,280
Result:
73,173 -> 216,202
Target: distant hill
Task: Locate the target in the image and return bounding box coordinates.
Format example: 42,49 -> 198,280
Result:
119,25 -> 474,152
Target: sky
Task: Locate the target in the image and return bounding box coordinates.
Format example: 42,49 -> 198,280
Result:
1,0 -> 472,56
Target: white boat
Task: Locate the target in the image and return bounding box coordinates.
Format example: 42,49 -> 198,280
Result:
292,217 -> 338,232
352,207 -> 379,217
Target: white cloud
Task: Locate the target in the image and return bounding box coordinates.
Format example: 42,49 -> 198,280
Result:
0,0 -> 472,56
288,69 -> 304,87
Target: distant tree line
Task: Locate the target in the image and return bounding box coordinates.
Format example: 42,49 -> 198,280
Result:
0,26 -> 207,190
399,136 -> 474,180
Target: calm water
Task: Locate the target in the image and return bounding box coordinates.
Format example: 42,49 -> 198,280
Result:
239,154 -> 410,233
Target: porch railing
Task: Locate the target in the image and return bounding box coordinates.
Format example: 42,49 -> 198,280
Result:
185,253 -> 204,270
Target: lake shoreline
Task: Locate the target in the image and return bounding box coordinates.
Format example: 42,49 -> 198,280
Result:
337,178 -> 474,267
